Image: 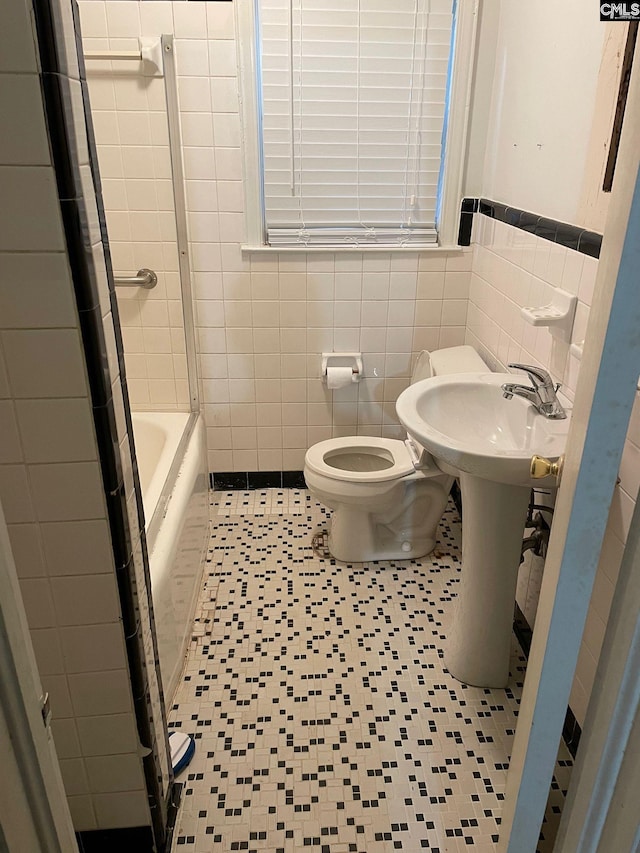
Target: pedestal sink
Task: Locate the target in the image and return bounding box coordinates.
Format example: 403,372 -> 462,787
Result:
396,372 -> 570,688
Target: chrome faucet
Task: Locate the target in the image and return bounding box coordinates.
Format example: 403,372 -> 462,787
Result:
502,363 -> 567,419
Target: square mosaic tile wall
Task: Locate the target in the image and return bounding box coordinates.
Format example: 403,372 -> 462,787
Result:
169,490 -> 572,852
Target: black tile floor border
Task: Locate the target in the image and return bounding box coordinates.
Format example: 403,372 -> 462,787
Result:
562,707 -> 582,758
76,826 -> 154,853
450,481 -> 462,518
514,603 -> 581,759
461,197 -> 602,258
283,470 -> 307,488
248,470 -> 285,489
513,603 -> 534,658
164,782 -> 184,852
211,470 -> 307,490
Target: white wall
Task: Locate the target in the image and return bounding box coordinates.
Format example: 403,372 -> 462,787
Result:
481,0 -> 605,225
576,23 -> 628,232
83,44 -> 189,412
462,0 -> 500,198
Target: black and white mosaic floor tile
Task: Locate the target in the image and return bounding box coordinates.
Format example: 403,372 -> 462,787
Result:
169,490 -> 571,852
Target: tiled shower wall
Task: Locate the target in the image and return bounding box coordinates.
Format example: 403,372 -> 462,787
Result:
0,0 -> 152,832
466,210 -> 640,726
78,0 -> 473,473
81,23 -> 189,411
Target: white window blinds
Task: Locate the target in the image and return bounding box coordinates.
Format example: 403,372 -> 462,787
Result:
258,0 -> 453,248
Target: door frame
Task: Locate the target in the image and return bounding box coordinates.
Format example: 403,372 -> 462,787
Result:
555,494 -> 640,851
499,35 -> 640,852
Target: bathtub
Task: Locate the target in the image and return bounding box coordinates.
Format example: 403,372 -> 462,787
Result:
132,412 -> 209,702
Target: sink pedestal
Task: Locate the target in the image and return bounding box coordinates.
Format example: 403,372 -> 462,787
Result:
395,370 -> 569,687
444,473 -> 530,688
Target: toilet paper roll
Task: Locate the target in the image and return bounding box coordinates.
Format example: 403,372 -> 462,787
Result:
326,366 -> 354,389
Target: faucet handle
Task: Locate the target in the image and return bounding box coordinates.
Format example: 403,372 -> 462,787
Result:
508,362 -> 552,388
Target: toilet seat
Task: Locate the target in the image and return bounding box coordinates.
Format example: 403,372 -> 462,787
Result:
304,436 -> 415,483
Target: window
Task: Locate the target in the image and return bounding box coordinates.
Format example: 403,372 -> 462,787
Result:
237,0 -> 477,250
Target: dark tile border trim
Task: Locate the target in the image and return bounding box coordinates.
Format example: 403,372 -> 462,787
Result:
210,470 -> 307,490
562,706 -> 582,758
513,603 -> 534,659
76,826 -> 154,853
163,782 -> 184,853
460,197 -> 602,259
32,0 -> 170,848
514,603 -> 581,759
450,481 -> 462,518
457,197 -> 477,246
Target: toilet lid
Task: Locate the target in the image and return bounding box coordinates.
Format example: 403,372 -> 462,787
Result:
304,436 -> 415,483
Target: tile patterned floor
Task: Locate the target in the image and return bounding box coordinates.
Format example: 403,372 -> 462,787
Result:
169,490 -> 572,852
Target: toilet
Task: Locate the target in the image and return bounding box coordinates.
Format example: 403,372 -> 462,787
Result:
304,346 -> 488,562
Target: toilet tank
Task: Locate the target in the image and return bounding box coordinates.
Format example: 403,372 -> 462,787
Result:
410,346 -> 488,384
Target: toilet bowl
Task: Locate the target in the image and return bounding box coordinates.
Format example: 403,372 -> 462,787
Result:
303,346 -> 489,562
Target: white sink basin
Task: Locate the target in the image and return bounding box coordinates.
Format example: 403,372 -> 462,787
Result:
396,372 -> 570,487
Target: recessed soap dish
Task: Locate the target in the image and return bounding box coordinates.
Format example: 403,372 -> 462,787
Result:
521,287 -> 577,343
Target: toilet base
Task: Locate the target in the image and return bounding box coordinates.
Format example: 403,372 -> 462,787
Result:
322,476 -> 451,563
328,522 -> 437,563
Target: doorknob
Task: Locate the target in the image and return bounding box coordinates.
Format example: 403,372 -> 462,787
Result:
530,454 -> 564,483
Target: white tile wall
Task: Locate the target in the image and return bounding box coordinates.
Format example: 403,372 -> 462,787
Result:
76,713 -> 139,756
0,167 -> 66,251
466,214 -> 598,400
15,399 -> 98,463
0,0 -> 39,74
2,329 -> 89,398
0,0 -> 168,834
82,1 -> 472,473
92,790 -> 151,829
80,2 -> 189,413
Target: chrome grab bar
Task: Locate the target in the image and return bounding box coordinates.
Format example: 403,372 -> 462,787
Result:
114,268 -> 157,289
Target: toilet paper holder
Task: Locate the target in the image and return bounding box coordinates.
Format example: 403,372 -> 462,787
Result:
321,352 -> 363,383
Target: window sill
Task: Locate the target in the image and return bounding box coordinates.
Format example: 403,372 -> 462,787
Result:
241,244 -> 467,255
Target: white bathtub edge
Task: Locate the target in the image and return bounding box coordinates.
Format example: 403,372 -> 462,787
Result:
148,416 -> 209,703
